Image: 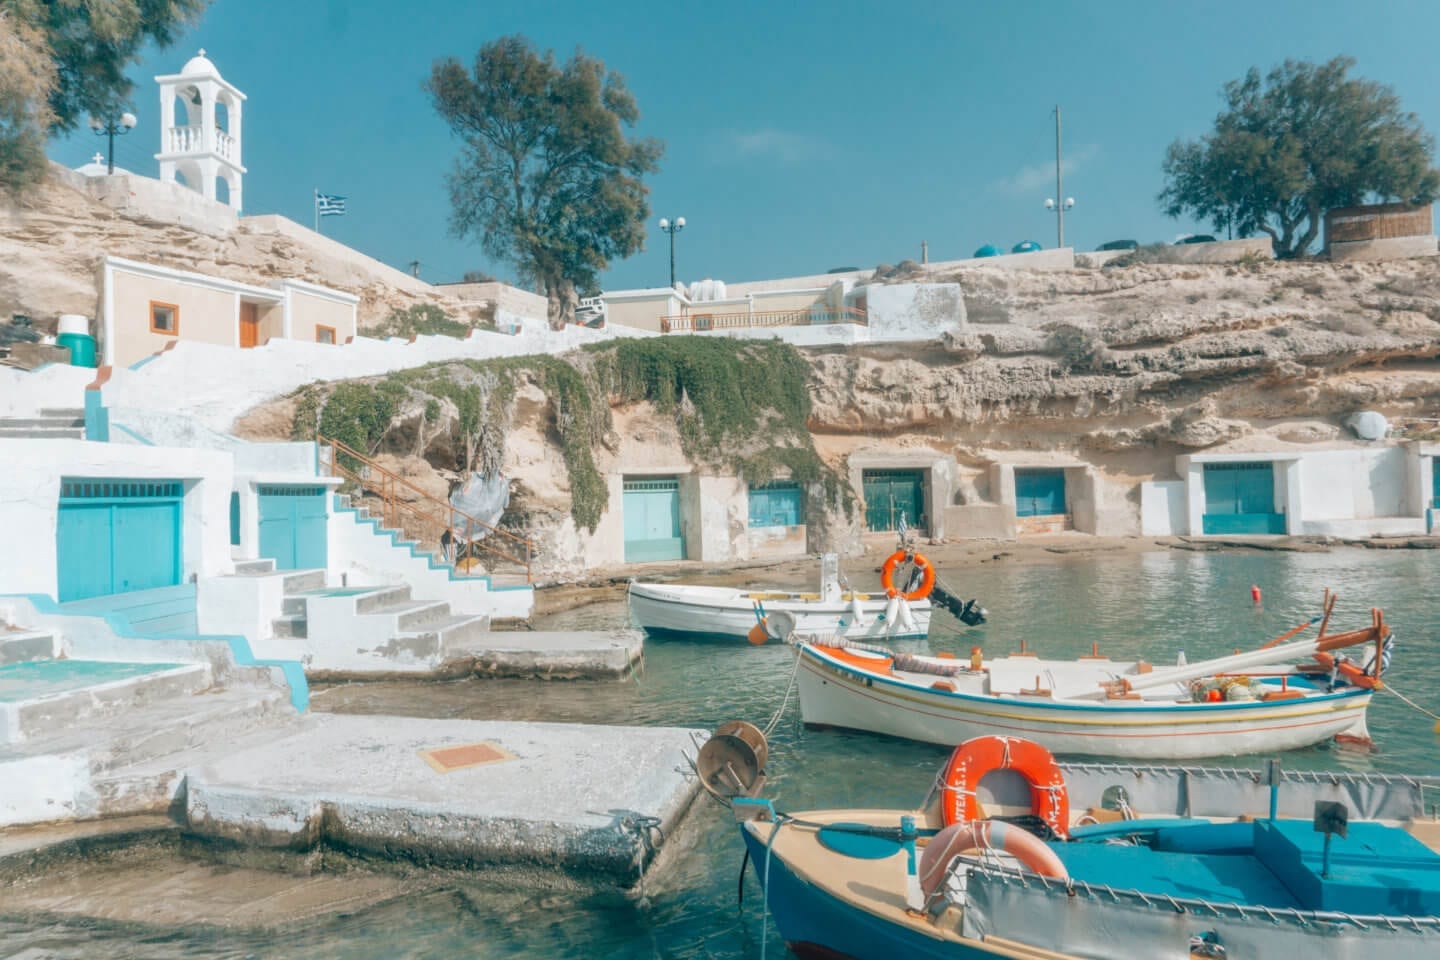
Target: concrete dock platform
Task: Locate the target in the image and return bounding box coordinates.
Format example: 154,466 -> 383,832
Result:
184,713 -> 703,882
446,628 -> 644,679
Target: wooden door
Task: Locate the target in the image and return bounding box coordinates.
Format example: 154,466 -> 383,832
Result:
239,302 -> 259,348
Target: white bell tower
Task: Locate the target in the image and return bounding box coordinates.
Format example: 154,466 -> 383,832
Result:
154,50 -> 246,211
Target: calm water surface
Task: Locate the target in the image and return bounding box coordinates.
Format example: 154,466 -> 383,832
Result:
3,549 -> 1438,958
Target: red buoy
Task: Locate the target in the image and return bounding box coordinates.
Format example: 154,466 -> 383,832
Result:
1251,584 -> 1262,604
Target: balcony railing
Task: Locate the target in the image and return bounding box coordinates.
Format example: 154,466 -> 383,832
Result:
166,125 -> 202,153
215,129 -> 236,161
660,306 -> 867,333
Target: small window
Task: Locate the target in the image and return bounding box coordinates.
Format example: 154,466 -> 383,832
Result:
316,325 -> 337,345
150,301 -> 179,335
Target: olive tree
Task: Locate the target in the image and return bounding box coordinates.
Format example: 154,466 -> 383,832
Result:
427,35 -> 662,327
1160,57 -> 1440,258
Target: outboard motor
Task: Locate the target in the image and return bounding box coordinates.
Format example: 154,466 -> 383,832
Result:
958,599 -> 988,627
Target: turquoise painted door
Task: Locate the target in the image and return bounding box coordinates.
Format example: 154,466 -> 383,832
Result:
748,482 -> 803,528
862,470 -> 925,532
623,478 -> 685,562
1015,469 -> 1066,517
56,479 -> 182,602
1202,463 -> 1285,534
257,485 -> 329,570
1433,464 -> 1439,508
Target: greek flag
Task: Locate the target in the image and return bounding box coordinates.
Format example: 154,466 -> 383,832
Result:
897,512 -> 908,541
316,192 -> 347,216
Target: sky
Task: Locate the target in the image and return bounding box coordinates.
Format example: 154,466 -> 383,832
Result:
47,0 -> 1440,292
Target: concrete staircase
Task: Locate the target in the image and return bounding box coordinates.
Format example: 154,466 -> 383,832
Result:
0,634 -> 295,826
273,581 -> 489,675
0,407 -> 85,439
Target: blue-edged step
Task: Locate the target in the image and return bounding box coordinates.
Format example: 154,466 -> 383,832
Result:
0,629 -> 57,665
0,654 -> 295,823
0,659 -> 210,744
273,581 -> 489,669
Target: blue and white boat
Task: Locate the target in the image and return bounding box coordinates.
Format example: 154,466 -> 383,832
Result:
795,601 -> 1389,760
719,731 -> 1440,960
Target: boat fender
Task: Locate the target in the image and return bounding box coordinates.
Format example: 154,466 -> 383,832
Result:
918,820 -> 1068,900
897,596 -> 917,633
939,735 -> 1070,839
849,594 -> 866,627
880,550 -> 936,602
747,622 -> 769,646
883,593 -> 899,629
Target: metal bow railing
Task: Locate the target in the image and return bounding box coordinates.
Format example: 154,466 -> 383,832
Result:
319,434 -> 533,582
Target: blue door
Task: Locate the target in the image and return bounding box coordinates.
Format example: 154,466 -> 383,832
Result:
623,477 -> 685,562
748,481 -> 804,528
257,485 -> 329,570
56,479 -> 182,602
1202,463 -> 1285,534
1015,469 -> 1067,517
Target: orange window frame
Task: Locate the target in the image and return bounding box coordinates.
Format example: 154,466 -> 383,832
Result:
149,300 -> 180,336
316,324 -> 337,344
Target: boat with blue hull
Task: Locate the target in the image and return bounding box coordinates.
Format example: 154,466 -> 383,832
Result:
701,725 -> 1440,960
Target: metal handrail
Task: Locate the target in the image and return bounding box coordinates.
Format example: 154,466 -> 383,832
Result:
318,434 -> 532,582
660,306 -> 868,333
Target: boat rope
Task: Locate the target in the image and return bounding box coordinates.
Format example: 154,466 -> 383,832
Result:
761,648 -> 804,738
1382,680 -> 1440,725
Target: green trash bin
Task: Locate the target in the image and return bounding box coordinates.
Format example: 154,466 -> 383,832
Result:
55,332 -> 97,367
55,314 -> 97,368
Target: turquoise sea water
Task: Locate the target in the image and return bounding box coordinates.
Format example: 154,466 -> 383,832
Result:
2,548 -> 1438,958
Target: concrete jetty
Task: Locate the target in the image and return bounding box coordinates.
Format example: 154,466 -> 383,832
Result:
447,628 -> 644,679
185,713 -> 703,882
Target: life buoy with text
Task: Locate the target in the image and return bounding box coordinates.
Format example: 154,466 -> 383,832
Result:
939,735 -> 1070,839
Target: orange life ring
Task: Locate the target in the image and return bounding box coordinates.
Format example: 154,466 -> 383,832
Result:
939,735 -> 1070,839
918,820 -> 1068,898
879,550 -> 936,602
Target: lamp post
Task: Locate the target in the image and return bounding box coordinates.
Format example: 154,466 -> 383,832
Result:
89,111 -> 137,174
658,216 -> 686,288
1044,105 -> 1074,248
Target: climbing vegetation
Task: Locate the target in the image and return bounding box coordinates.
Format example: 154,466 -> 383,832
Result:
293,337 -> 847,533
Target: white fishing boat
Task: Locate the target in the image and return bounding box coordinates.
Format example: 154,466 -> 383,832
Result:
795,593 -> 1388,759
627,551 -> 985,643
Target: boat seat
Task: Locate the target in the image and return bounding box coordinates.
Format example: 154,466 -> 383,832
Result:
746,592 -> 793,601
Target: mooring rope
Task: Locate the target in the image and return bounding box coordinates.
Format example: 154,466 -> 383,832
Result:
762,648 -> 804,738
1383,680 -> 1440,725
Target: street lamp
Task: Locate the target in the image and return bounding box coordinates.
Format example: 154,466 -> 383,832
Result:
1044,105 -> 1075,248
89,111 -> 137,175
658,216 -> 686,289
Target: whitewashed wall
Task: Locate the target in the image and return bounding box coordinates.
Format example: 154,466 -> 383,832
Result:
0,439 -> 234,597
0,365 -> 94,417
1141,481 -> 1187,535
101,322 -> 651,433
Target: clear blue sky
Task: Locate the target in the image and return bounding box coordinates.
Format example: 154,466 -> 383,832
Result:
48,0 -> 1440,291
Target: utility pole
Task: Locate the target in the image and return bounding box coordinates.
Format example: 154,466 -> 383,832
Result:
921,240 -> 929,264
1054,105 -> 1064,249
1045,105 -> 1075,249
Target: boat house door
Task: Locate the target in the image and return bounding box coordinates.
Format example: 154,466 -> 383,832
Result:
862,469 -> 925,532
623,477 -> 685,562
1202,462 -> 1284,534
1015,469 -> 1067,517
56,479 -> 183,602
257,485 -> 329,570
